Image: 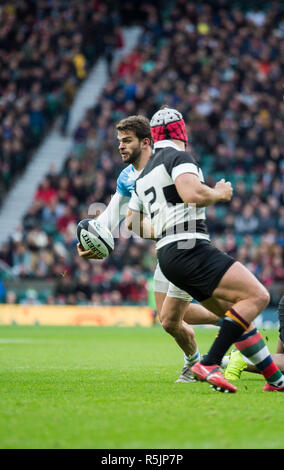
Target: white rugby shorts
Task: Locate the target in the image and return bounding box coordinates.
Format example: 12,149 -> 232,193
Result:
154,263 -> 192,302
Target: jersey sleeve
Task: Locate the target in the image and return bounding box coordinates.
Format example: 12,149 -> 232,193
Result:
128,189 -> 144,213
166,151 -> 199,182
116,168 -> 132,197
96,192 -> 130,232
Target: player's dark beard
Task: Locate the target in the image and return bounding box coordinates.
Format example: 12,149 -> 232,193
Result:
123,145 -> 142,165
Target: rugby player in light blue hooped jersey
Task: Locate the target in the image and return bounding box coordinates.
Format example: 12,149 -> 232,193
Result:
77,115 -> 220,383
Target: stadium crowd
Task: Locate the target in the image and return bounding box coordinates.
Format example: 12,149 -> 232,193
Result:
0,0 -> 283,307
0,0 -> 123,204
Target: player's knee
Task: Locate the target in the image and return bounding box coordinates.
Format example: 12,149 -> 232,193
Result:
254,287 -> 270,310
259,288 -> 270,309
161,318 -> 179,336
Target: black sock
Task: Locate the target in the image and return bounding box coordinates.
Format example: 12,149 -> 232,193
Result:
201,308 -> 248,366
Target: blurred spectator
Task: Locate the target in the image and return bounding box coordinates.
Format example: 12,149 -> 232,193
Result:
234,204 -> 259,236
5,290 -> 17,304
54,276 -> 76,303
19,288 -> 42,305
60,77 -> 77,136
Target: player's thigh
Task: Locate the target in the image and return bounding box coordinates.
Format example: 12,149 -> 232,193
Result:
160,295 -> 190,325
161,279 -> 192,324
211,261 -> 269,305
201,296 -> 256,333
200,297 -> 232,317
155,291 -> 166,320
153,262 -> 169,319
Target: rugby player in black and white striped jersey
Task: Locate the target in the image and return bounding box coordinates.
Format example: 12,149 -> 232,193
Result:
127,106 -> 284,393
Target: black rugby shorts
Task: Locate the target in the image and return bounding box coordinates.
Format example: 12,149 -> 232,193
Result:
157,239 -> 236,302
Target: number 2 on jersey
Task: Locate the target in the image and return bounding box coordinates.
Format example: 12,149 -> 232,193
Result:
144,187 -> 159,219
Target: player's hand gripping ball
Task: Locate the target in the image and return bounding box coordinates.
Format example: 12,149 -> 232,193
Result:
77,219 -> 114,259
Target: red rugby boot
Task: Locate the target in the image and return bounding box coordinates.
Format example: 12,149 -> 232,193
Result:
263,383 -> 284,392
191,362 -> 237,393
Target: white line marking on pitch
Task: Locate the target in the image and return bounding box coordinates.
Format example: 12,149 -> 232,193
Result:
0,339 -> 52,343
1,365 -> 99,370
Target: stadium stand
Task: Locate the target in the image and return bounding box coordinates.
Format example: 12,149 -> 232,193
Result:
0,0 -> 283,313
0,0 -> 123,204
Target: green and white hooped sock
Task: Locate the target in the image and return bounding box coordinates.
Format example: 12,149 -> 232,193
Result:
235,328 -> 284,387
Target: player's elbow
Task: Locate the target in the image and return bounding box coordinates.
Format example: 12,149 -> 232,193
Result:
126,221 -> 132,231
125,216 -> 132,231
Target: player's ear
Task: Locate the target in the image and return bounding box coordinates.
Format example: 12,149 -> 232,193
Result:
142,137 -> 151,147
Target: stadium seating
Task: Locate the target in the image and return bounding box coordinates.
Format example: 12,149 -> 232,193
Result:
0,0 -> 122,204
0,0 -> 283,308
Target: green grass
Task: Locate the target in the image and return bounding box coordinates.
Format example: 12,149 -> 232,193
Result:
0,325 -> 283,449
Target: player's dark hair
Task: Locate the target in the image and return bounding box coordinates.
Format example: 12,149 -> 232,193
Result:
116,115 -> 152,142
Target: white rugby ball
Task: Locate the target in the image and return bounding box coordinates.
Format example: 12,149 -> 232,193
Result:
77,218 -> 114,259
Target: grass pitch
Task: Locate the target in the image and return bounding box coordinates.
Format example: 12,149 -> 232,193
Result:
0,325 -> 283,449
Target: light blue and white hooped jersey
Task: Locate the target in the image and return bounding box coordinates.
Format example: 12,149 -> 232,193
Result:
116,164 -> 141,198
96,164 -> 141,232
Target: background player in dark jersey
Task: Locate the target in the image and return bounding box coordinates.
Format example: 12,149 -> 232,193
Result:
128,106 -> 284,393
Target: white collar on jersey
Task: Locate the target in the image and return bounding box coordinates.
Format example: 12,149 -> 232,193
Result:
153,140 -> 181,151
128,167 -> 142,181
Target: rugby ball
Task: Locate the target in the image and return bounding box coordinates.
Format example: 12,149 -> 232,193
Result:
77,218 -> 114,259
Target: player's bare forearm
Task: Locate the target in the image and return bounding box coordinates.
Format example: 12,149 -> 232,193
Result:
126,209 -> 155,239
175,174 -> 232,206
193,185 -> 224,207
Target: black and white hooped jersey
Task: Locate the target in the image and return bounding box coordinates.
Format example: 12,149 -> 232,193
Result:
128,140 -> 210,250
